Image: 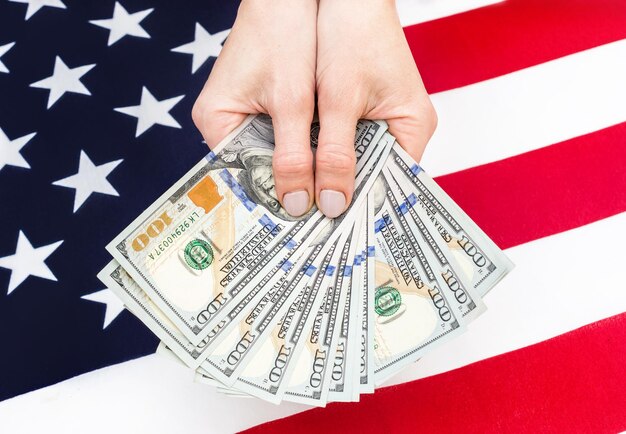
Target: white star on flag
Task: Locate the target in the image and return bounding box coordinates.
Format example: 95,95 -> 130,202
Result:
0,42 -> 16,73
90,2 -> 154,46
81,289 -> 125,329
52,150 -> 123,213
9,0 -> 66,21
172,23 -> 231,73
0,127 -> 36,172
30,56 -> 95,109
0,231 -> 63,295
114,87 -> 184,137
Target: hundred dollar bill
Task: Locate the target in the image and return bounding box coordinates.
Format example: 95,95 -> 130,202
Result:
371,164 -> 465,382
234,232 -> 347,403
207,134 -> 393,400
190,132 -> 394,386
327,217 -> 363,402
156,343 -> 252,396
198,243 -> 322,387
98,261 -> 215,369
107,115 -> 388,345
283,221 -> 359,406
382,168 -> 486,321
347,211 -> 369,401
194,238 -> 336,394
347,206 -> 370,399
346,215 -> 366,401
192,230 -> 314,379
360,193 -> 376,393
157,341 -> 254,399
386,145 -> 514,296
198,132 -> 396,387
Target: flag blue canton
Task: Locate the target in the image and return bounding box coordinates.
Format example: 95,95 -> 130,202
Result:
0,0 -> 239,401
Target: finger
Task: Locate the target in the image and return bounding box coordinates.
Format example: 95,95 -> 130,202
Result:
271,110 -> 315,217
387,101 -> 438,162
315,113 -> 358,218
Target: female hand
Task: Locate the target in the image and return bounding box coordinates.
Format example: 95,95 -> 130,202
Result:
314,0 -> 437,217
192,0 -> 317,218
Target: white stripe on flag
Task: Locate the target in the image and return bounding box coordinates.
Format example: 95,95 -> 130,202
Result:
0,354 -> 309,434
423,39 -> 626,177
386,211 -> 626,387
396,0 -> 504,26
2,212 -> 625,434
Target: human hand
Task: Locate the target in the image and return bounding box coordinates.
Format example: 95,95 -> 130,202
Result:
192,0 -> 317,217
314,0 -> 437,217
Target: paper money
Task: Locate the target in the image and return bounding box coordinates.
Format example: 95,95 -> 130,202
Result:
382,167 -> 486,321
98,114 -> 514,406
370,168 -> 465,382
386,145 -> 514,296
327,217 -> 363,401
283,220 -> 359,405
98,262 -> 213,369
356,196 -> 375,394
107,115 -> 387,345
192,133 -> 394,388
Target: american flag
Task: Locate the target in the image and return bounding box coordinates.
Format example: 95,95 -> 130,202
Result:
1,0 -> 626,433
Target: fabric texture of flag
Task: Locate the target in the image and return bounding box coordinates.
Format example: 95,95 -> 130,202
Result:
1,0 -> 625,433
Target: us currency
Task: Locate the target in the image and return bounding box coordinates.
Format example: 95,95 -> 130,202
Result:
153,343 -> 248,396
153,343 -> 250,397
351,202 -> 377,399
370,162 -> 465,382
199,243 -> 323,387
283,221 -> 359,405
381,167 -> 486,321
210,132 -> 394,398
235,232 -> 347,403
345,205 -> 369,398
98,261 -> 213,369
192,232 -> 313,385
195,236 -> 338,399
192,132 -> 394,387
360,194 -> 376,393
327,216 -> 363,402
386,145 -> 514,297
107,115 -> 388,345
348,217 -> 366,401
187,216 -> 321,382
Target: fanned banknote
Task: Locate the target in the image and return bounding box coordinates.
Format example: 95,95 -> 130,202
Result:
98,115 -> 513,406
107,115 -> 387,345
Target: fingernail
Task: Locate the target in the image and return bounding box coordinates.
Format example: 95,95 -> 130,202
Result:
283,190 -> 310,217
319,190 -> 346,219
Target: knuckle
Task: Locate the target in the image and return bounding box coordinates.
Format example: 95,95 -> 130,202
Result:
271,88 -> 314,116
191,100 -> 205,130
191,97 -> 218,132
423,99 -> 438,136
316,144 -> 356,175
406,98 -> 438,139
273,150 -> 313,178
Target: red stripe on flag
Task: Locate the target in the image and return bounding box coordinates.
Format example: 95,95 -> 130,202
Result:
406,0 -> 626,93
243,312 -> 626,434
433,122 -> 626,249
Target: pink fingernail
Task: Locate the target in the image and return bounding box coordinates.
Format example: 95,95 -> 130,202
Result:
283,190 -> 310,217
319,190 -> 346,219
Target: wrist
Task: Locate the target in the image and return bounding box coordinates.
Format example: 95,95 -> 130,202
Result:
238,0 -> 318,18
319,0 -> 395,10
